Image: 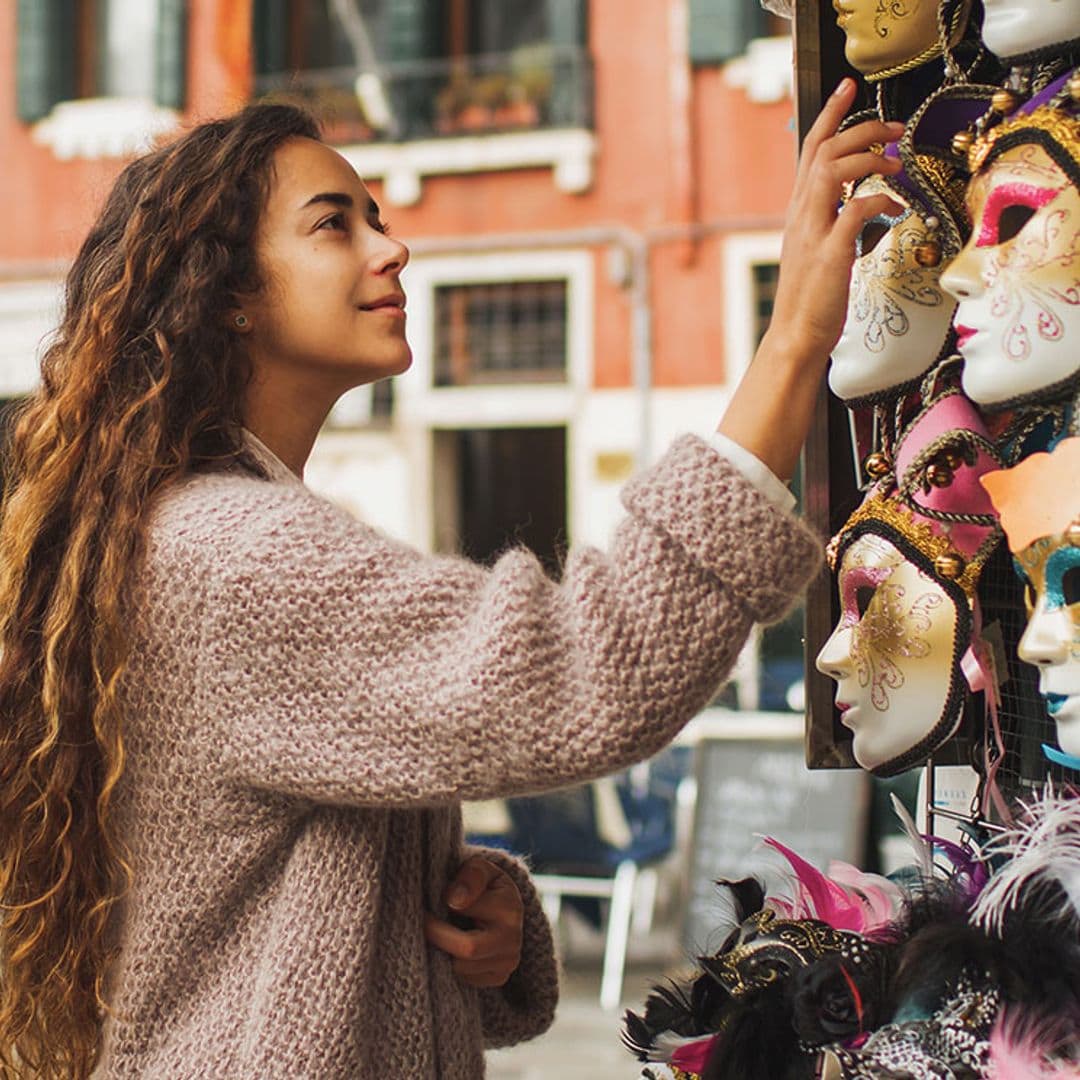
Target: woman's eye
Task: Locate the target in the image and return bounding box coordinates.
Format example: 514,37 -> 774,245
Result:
372,219 -> 392,236
857,221 -> 889,257
855,586 -> 876,619
317,213 -> 347,232
1063,566 -> 1080,607
996,204 -> 1036,243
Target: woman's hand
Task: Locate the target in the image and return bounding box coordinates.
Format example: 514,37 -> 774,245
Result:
425,855 -> 524,989
717,79 -> 905,482
770,78 -> 905,361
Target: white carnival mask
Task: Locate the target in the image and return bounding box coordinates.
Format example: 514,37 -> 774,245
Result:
830,175 -> 958,403
981,0 -> 1080,61
941,104 -> 1080,408
817,393 -> 1002,776
982,438 -> 1080,759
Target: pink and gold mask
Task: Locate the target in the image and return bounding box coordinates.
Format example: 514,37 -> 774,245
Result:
942,105 -> 1080,408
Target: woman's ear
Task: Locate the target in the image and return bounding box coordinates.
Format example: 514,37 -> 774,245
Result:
228,311 -> 252,334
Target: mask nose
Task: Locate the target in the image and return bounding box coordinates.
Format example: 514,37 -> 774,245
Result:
939,246 -> 982,302
1017,603 -> 1072,668
816,626 -> 855,682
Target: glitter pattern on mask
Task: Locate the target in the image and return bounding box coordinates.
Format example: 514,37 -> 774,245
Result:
849,209 -> 949,353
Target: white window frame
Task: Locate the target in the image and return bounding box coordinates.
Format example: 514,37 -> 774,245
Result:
396,248 -> 593,551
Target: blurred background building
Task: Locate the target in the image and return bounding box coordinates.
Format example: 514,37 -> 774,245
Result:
0,0 -> 802,712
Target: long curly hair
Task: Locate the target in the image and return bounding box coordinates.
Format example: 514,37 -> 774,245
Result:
0,102 -> 321,1079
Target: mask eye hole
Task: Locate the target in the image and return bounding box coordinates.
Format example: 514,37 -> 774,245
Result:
1063,566 -> 1080,606
1023,580 -> 1037,614
855,586 -> 876,619
997,204 -> 1037,243
857,220 -> 890,257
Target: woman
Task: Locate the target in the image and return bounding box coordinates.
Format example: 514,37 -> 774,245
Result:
0,81 -> 902,1078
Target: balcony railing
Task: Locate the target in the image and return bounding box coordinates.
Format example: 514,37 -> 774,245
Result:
254,45 -> 594,145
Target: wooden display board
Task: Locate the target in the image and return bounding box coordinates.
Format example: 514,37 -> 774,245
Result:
794,0 -> 865,769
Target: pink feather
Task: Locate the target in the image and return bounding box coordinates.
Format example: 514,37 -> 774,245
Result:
670,1033 -> 718,1072
988,1009 -> 1080,1078
761,837 -> 903,933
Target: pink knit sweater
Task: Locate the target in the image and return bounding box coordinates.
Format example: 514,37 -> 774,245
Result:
92,434 -> 820,1078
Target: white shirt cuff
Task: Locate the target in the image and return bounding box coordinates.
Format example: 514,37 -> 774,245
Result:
708,432 -> 797,514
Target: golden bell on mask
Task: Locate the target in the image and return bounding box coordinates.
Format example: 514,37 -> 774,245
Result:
934,552 -> 966,580
863,452 -> 891,480
913,239 -> 943,268
990,89 -> 1019,116
943,449 -> 965,470
926,462 -> 954,488
1066,519 -> 1080,547
1068,73 -> 1080,104
951,129 -> 975,157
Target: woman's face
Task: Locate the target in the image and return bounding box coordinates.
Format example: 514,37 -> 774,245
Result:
1015,533 -> 1080,754
246,137 -> 412,393
981,0 -> 1080,59
830,177 -> 957,401
816,533 -> 961,773
832,0 -> 941,75
941,141 -> 1080,407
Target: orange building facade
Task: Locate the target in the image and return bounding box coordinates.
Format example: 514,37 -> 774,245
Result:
0,1 -> 799,706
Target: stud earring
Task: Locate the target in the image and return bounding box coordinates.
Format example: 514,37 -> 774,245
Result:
234,314 -> 249,329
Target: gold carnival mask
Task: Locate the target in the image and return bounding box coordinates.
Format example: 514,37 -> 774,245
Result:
833,0 -> 944,79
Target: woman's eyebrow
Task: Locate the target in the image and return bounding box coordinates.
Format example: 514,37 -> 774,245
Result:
299,192 -> 381,218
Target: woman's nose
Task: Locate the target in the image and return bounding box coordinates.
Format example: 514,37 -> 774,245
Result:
939,245 -> 983,302
816,627 -> 855,682
373,233 -> 410,275
1017,603 -> 1072,668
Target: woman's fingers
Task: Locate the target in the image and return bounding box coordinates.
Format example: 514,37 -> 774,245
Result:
823,118 -> 905,161
798,77 -> 860,173
831,191 -> 906,254
822,151 -> 903,189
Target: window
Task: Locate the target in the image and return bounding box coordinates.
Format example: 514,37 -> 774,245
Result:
16,0 -> 186,122
751,262 -> 780,346
688,0 -> 769,65
433,281 -> 568,387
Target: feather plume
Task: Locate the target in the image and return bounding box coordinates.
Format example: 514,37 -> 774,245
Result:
971,790 -> 1080,938
761,837 -> 905,934
988,1007 -> 1080,1078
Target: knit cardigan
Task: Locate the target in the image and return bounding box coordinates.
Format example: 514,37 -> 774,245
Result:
91,433 -> 821,1078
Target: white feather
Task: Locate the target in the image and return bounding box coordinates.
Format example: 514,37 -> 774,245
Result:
890,792 -> 934,879
971,789 -> 1080,937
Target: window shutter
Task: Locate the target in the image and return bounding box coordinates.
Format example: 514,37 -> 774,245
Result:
155,0 -> 188,109
547,0 -> 585,47
688,0 -> 766,65
384,0 -> 438,63
16,0 -> 75,123
252,0 -> 289,76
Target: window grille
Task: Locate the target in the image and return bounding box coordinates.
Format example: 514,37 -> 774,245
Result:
433,280 -> 568,387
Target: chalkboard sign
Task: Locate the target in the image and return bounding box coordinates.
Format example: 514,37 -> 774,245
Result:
683,736 -> 869,955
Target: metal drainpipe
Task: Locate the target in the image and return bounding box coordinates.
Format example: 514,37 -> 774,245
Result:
406,216 -> 783,471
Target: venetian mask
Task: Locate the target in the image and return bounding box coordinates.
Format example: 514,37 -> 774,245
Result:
833,0 -> 943,79
817,393 -> 1002,776
941,97 -> 1080,408
981,438 -> 1080,761
830,174 -> 959,403
981,0 -> 1080,61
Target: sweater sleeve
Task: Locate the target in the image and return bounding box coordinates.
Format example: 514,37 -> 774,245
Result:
184,434 -> 821,806
462,844 -> 559,1048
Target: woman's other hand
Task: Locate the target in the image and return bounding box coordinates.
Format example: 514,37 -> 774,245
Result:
717,79 -> 905,482
425,855 -> 525,988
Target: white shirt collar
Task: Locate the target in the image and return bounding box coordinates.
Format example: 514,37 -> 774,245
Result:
240,428 -> 305,487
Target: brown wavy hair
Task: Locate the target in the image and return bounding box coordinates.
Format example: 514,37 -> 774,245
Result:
0,103 -> 320,1078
